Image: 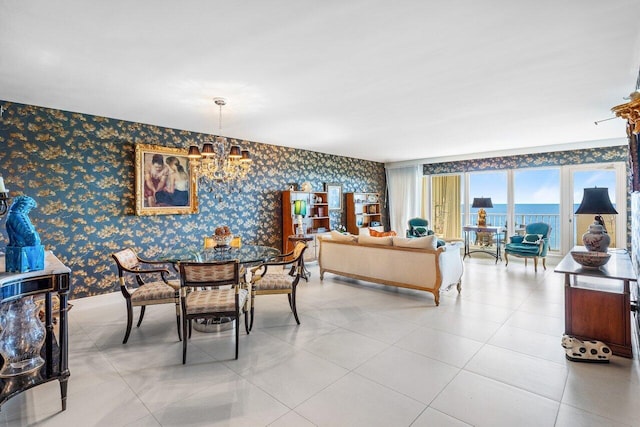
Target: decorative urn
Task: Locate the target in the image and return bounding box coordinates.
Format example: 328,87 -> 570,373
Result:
582,222 -> 610,252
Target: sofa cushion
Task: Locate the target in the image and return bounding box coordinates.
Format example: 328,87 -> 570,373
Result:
523,233 -> 543,244
330,230 -> 357,242
369,229 -> 397,237
358,234 -> 394,246
393,235 -> 437,250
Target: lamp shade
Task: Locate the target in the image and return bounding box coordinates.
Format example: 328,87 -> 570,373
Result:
574,188 -> 618,215
294,200 -> 307,216
472,197 -> 493,208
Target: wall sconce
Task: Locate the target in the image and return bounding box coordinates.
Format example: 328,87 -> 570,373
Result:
0,176 -> 9,216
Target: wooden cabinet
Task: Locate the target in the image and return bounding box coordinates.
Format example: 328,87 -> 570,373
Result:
555,247 -> 636,358
346,192 -> 383,235
0,251 -> 71,410
282,190 -> 330,257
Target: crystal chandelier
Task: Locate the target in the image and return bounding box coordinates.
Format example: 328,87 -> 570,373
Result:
188,98 -> 252,193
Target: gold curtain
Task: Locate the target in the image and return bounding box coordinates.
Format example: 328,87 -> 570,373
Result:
431,175 -> 461,239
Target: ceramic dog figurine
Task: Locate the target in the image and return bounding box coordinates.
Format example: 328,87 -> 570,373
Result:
561,334 -> 611,363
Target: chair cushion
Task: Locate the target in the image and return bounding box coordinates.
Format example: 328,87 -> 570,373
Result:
505,243 -> 542,255
130,281 -> 177,303
523,233 -> 543,244
167,279 -> 181,290
253,272 -> 294,290
185,288 -> 248,315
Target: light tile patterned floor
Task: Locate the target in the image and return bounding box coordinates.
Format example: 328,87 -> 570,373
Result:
2,256 -> 639,426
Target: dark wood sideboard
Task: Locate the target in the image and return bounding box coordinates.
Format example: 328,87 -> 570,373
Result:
555,246 -> 636,358
0,251 -> 71,411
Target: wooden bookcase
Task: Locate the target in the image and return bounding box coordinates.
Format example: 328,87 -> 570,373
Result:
346,192 -> 384,235
282,190 -> 330,260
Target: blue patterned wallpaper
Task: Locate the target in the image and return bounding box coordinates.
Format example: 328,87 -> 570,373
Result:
423,146 -> 628,175
0,101 -> 387,298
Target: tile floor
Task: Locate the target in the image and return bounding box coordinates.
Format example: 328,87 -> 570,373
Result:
2,256 -> 640,426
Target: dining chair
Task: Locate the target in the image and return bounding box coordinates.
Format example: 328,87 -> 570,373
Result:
111,248 -> 181,344
248,241 -> 307,331
178,260 -> 248,363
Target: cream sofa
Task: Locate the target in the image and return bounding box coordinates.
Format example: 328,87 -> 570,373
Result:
318,233 -> 463,306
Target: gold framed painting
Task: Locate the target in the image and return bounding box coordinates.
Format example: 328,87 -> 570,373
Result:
135,144 -> 198,215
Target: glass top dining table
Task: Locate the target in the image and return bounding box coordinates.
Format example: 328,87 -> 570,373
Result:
159,244 -> 280,267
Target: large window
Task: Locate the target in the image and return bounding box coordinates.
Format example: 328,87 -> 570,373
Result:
468,171 -> 507,228
426,162 -> 626,255
514,168 -> 560,250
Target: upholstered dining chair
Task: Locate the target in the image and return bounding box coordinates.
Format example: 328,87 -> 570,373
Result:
111,248 -> 181,344
504,222 -> 552,272
248,242 -> 307,331
178,260 -> 248,363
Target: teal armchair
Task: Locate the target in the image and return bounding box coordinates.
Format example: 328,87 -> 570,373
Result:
504,222 -> 551,272
406,218 -> 431,238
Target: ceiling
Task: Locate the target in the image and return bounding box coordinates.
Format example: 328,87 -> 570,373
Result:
1,1 -> 639,164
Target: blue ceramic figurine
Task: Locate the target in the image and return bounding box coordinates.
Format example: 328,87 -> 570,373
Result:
5,195 -> 45,272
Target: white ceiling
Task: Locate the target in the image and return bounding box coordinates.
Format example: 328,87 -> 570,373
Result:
1,1 -> 639,164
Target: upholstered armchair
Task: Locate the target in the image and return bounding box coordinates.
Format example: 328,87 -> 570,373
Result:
406,218 -> 432,238
504,222 -> 551,272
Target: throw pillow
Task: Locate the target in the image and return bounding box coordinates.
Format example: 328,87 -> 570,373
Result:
369,229 -> 397,237
358,234 -> 394,246
522,233 -> 543,244
412,226 -> 428,236
329,230 -> 357,242
393,235 -> 437,250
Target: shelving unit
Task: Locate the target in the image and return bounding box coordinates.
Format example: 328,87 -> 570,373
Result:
346,192 -> 384,235
282,190 -> 330,260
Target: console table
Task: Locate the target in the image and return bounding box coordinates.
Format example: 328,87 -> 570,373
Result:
0,251 -> 71,410
462,225 -> 504,263
555,247 -> 636,358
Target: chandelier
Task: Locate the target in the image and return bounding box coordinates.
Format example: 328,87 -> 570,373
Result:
188,98 -> 252,193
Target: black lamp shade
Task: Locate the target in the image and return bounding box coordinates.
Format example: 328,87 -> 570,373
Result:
574,187 -> 618,215
472,197 -> 493,208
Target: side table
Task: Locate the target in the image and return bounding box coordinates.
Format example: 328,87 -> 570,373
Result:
554,246 -> 636,358
462,225 -> 504,263
288,235 -> 313,282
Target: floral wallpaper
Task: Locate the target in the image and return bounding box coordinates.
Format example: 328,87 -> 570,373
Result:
422,146 -> 628,175
0,101 -> 386,298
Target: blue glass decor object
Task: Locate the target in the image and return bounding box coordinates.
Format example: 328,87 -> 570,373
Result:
5,195 -> 45,273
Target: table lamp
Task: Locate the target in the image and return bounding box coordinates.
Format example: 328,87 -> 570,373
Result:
574,187 -> 618,252
472,197 -> 493,227
294,200 -> 307,235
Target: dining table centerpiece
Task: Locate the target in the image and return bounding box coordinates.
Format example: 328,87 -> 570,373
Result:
212,226 -> 233,250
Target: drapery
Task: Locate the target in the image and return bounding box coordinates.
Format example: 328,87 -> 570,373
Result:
386,165 -> 421,235
431,175 -> 461,238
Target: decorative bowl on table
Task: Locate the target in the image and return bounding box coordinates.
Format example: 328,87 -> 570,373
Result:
570,251 -> 611,269
212,234 -> 233,251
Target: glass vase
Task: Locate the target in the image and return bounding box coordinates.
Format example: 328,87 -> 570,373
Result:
0,296 -> 46,377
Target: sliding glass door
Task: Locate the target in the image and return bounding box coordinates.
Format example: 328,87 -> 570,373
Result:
513,168 -> 560,250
